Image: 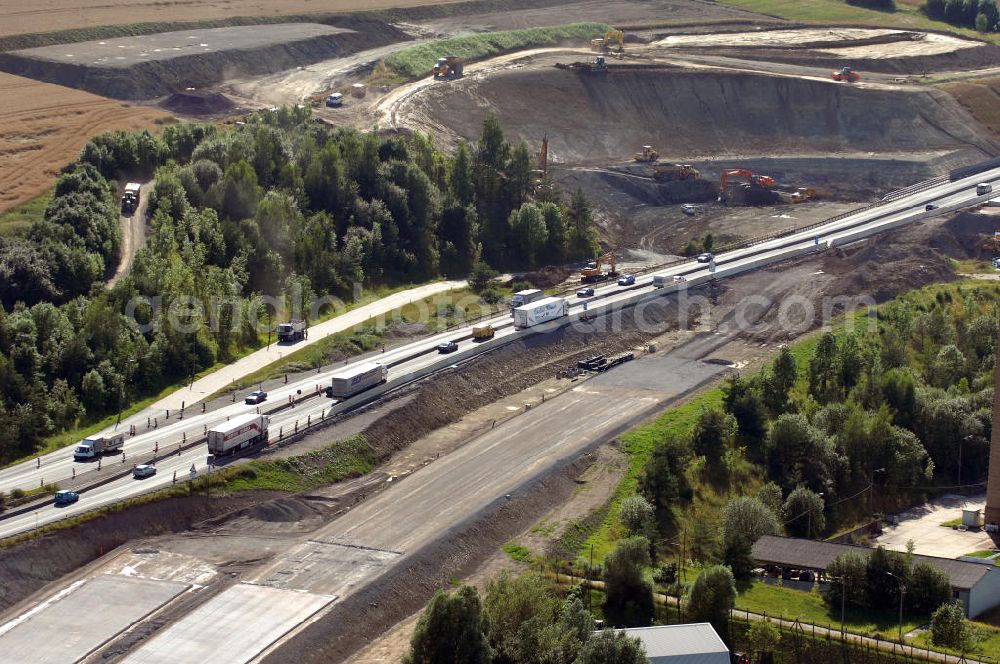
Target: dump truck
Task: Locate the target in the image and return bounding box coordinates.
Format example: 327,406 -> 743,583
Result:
328,362 -> 388,399
653,164 -> 700,182
433,56 -> 464,79
472,324 -> 496,341
73,433 -> 125,461
634,146 -> 659,163
277,319 -> 306,343
514,296 -> 568,329
207,413 -> 269,456
121,182 -> 141,215
511,288 -> 545,311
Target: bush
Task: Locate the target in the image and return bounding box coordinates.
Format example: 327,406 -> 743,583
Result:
686,564 -> 737,642
931,602 -> 969,649
908,562 -> 952,615
480,287 -> 504,305
509,279 -> 533,293
652,561 -> 678,586
469,260 -> 499,292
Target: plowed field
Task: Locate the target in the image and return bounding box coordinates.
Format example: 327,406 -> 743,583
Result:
0,72 -> 170,213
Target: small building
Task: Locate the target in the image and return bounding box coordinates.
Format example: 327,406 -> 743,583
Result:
752,535 -> 1000,618
619,623 -> 730,664
962,508 -> 983,528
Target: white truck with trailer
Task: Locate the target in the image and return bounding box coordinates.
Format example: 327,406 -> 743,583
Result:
207,413 -> 269,456
328,362 -> 388,399
73,433 -> 125,461
513,296 -> 568,329
277,319 -> 306,343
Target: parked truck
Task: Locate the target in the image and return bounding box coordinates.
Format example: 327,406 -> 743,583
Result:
328,362 -> 388,399
514,296 -> 568,329
207,413 -> 269,456
121,182 -> 141,215
73,433 -> 125,461
277,319 -> 306,343
511,289 -> 545,313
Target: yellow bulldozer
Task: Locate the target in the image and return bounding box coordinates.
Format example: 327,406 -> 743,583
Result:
634,145 -> 659,163
580,252 -> 619,283
652,163 -> 701,182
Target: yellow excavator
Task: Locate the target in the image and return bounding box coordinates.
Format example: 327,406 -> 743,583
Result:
580,252 -> 619,283
634,145 -> 659,163
591,29 -> 625,54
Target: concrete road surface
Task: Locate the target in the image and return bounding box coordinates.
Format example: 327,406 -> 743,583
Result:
0,575 -> 187,664
876,493 -> 994,558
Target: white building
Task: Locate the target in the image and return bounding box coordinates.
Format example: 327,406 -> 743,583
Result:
620,623 -> 730,664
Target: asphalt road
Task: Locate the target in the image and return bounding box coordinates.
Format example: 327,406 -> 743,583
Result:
0,166 -> 997,540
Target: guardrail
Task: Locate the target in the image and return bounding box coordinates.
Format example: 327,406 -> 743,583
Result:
950,156 -> 1000,183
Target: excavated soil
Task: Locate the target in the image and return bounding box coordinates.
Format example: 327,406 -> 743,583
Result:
405,66 -> 994,163
160,90 -> 236,116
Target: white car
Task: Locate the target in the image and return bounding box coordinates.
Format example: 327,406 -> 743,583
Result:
673,275 -> 687,283
133,464 -> 156,479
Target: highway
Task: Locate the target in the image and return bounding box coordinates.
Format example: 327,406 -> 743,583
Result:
0,166 -> 997,540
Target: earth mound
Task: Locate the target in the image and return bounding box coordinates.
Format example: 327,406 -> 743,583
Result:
161,90 -> 235,116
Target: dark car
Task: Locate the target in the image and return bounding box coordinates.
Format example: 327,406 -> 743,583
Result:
617,274 -> 635,286
437,341 -> 459,354
54,490 -> 79,506
696,252 -> 714,264
244,390 -> 267,405
925,203 -> 937,211
577,287 -> 595,297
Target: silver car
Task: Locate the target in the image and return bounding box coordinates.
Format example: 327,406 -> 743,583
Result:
133,464 -> 157,479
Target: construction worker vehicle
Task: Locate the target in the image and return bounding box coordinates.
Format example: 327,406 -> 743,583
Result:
789,187 -> 816,204
580,252 -> 618,283
433,56 -> 464,79
719,168 -> 778,206
653,164 -> 700,182
832,67 -> 860,83
634,146 -> 659,163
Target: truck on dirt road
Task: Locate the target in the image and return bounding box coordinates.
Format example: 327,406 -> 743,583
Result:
277,319 -> 306,343
327,362 -> 388,399
514,296 -> 568,329
121,182 -> 141,215
207,413 -> 269,456
73,433 -> 125,461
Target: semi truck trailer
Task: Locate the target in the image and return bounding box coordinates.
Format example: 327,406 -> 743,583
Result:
513,296 -> 568,329
328,362 -> 388,399
73,433 -> 125,461
277,319 -> 306,343
207,413 -> 269,456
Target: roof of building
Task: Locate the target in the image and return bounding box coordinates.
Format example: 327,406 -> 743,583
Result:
751,535 -> 994,590
620,623 -> 730,664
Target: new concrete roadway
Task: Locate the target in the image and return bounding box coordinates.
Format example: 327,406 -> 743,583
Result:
0,167 -> 998,542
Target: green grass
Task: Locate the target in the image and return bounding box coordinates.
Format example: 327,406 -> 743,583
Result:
219,434 -> 376,492
911,618 -> 1000,659
735,580 -> 927,639
0,189 -> 52,237
716,0 -> 1000,46
503,542 -> 535,563
951,258 -> 998,274
384,22 -> 611,78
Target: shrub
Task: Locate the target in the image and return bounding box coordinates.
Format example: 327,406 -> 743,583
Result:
931,602 -> 969,649
480,287 -> 504,305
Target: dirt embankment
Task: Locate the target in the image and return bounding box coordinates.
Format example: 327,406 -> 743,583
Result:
942,76 -> 1000,141
0,18 -> 408,100
406,67 -> 994,163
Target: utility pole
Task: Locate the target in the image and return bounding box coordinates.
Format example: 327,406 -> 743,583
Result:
887,571 -> 906,644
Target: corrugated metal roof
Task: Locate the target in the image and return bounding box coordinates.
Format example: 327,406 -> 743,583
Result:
751,535 -> 991,590
620,623 -> 730,664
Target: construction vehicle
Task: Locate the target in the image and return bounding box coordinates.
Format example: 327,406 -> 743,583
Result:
121,182 -> 141,215
720,169 -> 778,206
591,29 -> 625,54
277,319 -> 306,343
556,56 -> 607,73
790,187 -> 816,203
433,56 -> 464,79
511,288 -> 545,310
653,163 -> 700,182
73,433 -> 125,461
328,362 -> 388,399
513,297 -> 568,329
208,413 -> 269,457
580,252 -> 618,283
472,324 -> 495,341
634,145 -> 659,163
832,66 -> 860,83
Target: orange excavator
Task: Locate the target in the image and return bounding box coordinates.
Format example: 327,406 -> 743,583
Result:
580,252 -> 618,283
720,168 -> 776,191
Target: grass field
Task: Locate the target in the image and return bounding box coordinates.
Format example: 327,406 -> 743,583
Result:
0,188 -> 51,237
716,0 -> 1000,45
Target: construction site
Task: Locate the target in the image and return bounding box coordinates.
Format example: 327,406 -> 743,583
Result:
1,0 -> 1000,662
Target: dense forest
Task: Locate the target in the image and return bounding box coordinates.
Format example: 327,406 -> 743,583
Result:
0,107 -> 600,462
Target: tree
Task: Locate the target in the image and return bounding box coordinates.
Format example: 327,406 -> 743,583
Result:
482,572 -> 561,664
691,407 -> 736,466
405,586 -> 490,664
566,189 -> 599,259
638,437 -> 692,536
508,203 -> 549,267
824,552 -> 868,610
745,621 -> 780,663
469,260 -> 499,292
928,344 -> 966,388
907,562 -> 952,615
721,496 -> 779,550
723,534 -> 755,581
80,368 -> 106,413
219,159 -> 262,220
686,565 -> 737,642
976,10 -> 990,30
765,413 -> 842,494
930,602 -> 968,649
619,495 -> 656,540
865,546 -> 909,611
541,202 -> 567,264
764,346 -> 797,414
808,332 -> 841,403
756,483 -> 784,518
603,536 -> 654,627
926,0 -> 946,19
574,630 -> 647,664
451,140 -> 474,205
722,375 -> 767,452
783,486 -> 825,538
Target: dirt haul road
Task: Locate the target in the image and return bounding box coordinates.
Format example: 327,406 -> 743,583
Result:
107,178 -> 151,288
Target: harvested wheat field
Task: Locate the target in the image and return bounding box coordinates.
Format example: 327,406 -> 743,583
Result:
0,0 -> 455,37
0,72 -> 171,213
